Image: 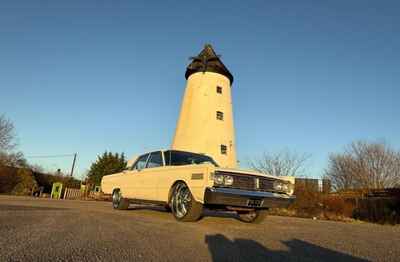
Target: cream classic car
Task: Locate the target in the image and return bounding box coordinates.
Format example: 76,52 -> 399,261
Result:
101,150 -> 295,223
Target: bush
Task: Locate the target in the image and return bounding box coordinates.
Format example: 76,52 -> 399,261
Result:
322,196 -> 356,220
12,169 -> 38,195
354,198 -> 400,224
0,166 -> 19,193
33,172 -> 81,193
274,187 -> 399,224
288,183 -> 324,218
1,166 -> 81,196
272,184 -> 357,221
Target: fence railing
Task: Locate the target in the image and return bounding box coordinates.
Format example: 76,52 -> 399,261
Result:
62,187 -> 104,200
63,188 -> 83,200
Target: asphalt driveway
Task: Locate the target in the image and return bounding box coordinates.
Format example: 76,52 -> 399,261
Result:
0,195 -> 399,261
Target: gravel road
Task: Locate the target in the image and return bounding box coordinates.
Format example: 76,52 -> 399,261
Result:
0,195 -> 399,262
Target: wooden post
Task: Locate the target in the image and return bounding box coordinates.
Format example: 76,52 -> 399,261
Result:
63,188 -> 68,199
70,153 -> 77,177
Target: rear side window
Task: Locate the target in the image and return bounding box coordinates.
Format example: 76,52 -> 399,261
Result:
164,151 -> 171,166
146,151 -> 163,168
133,153 -> 150,170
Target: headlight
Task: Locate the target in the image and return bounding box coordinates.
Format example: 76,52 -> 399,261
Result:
224,175 -> 234,186
273,181 -> 284,191
273,180 -> 293,193
214,174 -> 234,186
214,174 -> 224,185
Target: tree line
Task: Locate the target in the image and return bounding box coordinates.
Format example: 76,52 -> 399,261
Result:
249,142 -> 400,191
1,113 -> 399,194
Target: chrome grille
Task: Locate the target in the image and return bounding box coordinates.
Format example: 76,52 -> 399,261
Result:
232,175 -> 255,191
259,177 -> 275,191
215,171 -> 276,192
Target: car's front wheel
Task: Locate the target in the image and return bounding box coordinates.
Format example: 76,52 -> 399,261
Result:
170,182 -> 203,222
237,209 -> 268,223
112,189 -> 129,210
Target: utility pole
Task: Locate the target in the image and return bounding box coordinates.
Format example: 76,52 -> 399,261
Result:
70,153 -> 77,177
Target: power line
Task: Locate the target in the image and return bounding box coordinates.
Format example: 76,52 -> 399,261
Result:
26,153 -> 78,177
25,154 -> 75,159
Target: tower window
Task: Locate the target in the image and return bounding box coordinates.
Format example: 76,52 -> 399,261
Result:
216,86 -> 222,94
216,111 -> 224,120
220,145 -> 227,155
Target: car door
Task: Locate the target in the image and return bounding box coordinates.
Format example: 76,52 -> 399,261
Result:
126,153 -> 150,199
138,151 -> 164,201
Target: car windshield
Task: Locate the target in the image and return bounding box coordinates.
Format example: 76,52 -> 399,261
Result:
164,150 -> 219,167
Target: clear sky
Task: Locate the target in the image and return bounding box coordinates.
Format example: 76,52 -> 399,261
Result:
1,1 -> 399,178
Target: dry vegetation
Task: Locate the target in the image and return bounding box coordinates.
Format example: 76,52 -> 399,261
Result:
325,141 -> 400,190
249,149 -> 311,177
252,143 -> 400,224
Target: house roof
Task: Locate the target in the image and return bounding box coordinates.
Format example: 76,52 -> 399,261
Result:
185,44 -> 234,84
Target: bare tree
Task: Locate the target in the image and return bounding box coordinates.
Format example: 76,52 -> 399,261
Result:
0,151 -> 27,167
324,154 -> 356,191
0,114 -> 26,167
0,114 -> 16,151
325,141 -> 400,191
249,149 -> 311,177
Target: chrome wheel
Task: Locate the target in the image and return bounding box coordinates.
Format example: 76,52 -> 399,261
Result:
171,183 -> 192,218
112,190 -> 121,209
112,189 -> 129,210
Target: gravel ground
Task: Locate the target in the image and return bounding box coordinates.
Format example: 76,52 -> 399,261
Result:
0,195 -> 399,262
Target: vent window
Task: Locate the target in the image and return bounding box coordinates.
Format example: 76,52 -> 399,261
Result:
220,145 -> 227,155
216,111 -> 224,121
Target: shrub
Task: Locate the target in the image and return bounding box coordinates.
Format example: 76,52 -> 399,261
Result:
354,198 -> 400,224
322,196 -> 356,220
12,169 -> 38,195
0,166 -> 19,193
288,183 -> 324,218
33,172 -> 81,193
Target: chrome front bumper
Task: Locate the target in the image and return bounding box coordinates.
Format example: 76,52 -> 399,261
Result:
204,187 -> 295,209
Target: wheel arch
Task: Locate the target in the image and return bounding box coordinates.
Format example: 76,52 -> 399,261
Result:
167,179 -> 205,205
112,187 -> 126,198
168,180 -> 186,205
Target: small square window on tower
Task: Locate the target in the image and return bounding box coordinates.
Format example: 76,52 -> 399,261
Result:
220,144 -> 227,155
216,111 -> 224,120
216,86 -> 222,94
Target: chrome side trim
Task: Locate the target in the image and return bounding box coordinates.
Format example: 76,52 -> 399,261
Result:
208,187 -> 295,200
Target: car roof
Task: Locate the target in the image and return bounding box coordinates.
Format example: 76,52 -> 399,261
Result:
138,149 -> 210,157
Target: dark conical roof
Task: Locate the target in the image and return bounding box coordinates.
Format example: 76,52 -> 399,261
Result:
185,44 -> 234,84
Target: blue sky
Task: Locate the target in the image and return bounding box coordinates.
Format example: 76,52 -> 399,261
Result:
1,1 -> 399,178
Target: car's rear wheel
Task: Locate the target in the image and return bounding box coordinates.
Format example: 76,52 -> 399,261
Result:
170,182 -> 203,222
112,189 -> 129,210
237,209 -> 268,223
